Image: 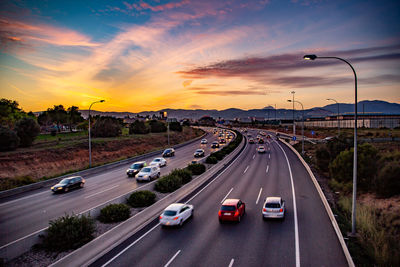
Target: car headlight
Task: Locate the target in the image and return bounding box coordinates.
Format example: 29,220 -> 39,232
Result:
57,187 -> 63,190
51,187 -> 54,190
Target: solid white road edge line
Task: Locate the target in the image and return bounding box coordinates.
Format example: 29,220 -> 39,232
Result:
164,250 -> 181,267
101,223 -> 160,267
256,188 -> 263,205
228,258 -> 235,267
221,188 -> 233,204
84,185 -> 120,199
243,165 -> 249,173
275,140 -> 300,267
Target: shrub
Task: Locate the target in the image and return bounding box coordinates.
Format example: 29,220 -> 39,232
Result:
187,163 -> 206,175
211,151 -> 224,160
375,161 -> 400,197
154,174 -> 182,193
15,117 -> 40,147
0,125 -> 19,151
127,190 -> 156,207
316,146 -> 330,172
92,117 -> 121,137
129,120 -> 149,134
170,168 -> 192,184
205,156 -> 218,164
169,121 -> 182,132
41,214 -> 95,251
149,120 -> 167,133
98,203 -> 131,223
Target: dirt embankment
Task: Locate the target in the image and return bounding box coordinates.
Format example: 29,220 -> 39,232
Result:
0,128 -> 203,184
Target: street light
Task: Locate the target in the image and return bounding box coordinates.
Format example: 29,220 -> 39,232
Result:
88,100 -> 105,168
288,99 -> 304,155
327,98 -> 340,136
304,54 -> 358,236
291,91 -> 296,136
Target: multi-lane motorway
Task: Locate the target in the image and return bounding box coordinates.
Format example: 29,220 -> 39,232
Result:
0,129 -> 220,247
91,130 -> 348,267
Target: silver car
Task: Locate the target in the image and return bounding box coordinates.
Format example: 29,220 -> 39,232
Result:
262,197 -> 285,219
159,203 -> 194,227
136,166 -> 160,182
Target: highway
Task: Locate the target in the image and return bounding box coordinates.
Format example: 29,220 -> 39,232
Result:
0,128 -> 225,247
91,130 -> 348,267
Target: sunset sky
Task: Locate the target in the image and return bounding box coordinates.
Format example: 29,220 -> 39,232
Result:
0,0 -> 399,112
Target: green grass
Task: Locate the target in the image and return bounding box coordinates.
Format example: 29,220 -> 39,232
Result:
36,131 -> 87,142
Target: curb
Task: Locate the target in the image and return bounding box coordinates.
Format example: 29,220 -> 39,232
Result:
0,130 -> 207,200
279,138 -> 355,267
49,132 -> 245,267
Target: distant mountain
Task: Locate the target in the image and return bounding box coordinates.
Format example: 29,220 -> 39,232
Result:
52,100 -> 400,121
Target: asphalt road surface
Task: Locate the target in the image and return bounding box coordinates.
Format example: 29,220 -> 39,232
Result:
0,128 -> 228,247
91,130 -> 347,267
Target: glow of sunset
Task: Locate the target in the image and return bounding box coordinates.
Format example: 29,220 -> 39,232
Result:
1,0 -> 399,112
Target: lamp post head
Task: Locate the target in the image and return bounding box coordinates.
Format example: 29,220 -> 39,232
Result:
100,100 -> 105,103
287,100 -> 292,102
304,54 -> 317,60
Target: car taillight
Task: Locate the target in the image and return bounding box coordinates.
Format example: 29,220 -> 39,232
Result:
218,210 -> 222,216
173,217 -> 179,220
234,211 -> 239,217
280,208 -> 283,212
263,208 -> 267,212
159,216 -> 163,219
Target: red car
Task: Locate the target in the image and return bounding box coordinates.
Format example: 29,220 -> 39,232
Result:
218,199 -> 246,223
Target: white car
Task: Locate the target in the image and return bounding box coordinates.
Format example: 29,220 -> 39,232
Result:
262,197 -> 285,219
200,139 -> 208,144
150,157 -> 167,167
257,145 -> 266,153
159,203 -> 194,227
136,166 -> 160,182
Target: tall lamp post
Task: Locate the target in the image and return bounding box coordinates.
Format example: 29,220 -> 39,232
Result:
304,54 -> 358,236
288,99 -> 304,155
88,100 -> 105,168
291,91 -> 296,136
327,98 -> 340,136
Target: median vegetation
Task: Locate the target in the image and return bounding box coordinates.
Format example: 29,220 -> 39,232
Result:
127,190 -> 156,207
205,130 -> 243,164
98,203 -> 131,223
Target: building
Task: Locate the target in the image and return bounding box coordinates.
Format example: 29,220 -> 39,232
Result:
304,114 -> 400,129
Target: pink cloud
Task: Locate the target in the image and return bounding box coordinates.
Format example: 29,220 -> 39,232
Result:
124,0 -> 190,12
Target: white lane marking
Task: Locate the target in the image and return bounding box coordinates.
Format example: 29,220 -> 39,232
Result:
256,188 -> 263,205
243,165 -> 249,173
229,258 -> 235,267
269,154 -> 271,159
102,223 -> 160,267
221,188 -> 233,203
275,140 -> 300,267
84,185 -> 119,199
164,250 -> 181,267
0,191 -> 49,207
266,165 -> 269,174
252,154 -> 255,159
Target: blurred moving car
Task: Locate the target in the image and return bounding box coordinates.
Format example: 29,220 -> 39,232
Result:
211,141 -> 220,148
194,148 -> 205,157
249,138 -> 255,144
162,148 -> 175,157
51,176 -> 85,193
257,145 -> 266,153
159,203 -> 194,227
219,138 -> 226,144
262,197 -> 285,219
126,161 -> 147,177
201,139 -> 208,144
136,166 -> 160,182
218,199 -> 246,223
258,138 -> 264,144
150,157 -> 167,167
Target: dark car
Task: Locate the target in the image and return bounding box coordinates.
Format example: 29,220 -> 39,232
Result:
211,141 -> 220,148
162,148 -> 175,157
194,149 -> 205,157
218,199 -> 246,223
219,138 -> 226,144
258,138 -> 264,144
126,161 -> 147,177
51,176 -> 85,193
249,138 -> 255,144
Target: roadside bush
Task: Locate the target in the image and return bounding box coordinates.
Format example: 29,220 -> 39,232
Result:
211,151 -> 225,160
129,120 -> 149,134
170,168 -> 192,184
92,117 -> 121,137
0,176 -> 35,191
169,121 -> 182,132
0,125 -> 19,151
127,190 -> 156,208
98,203 -> 131,223
375,161 -> 400,197
149,120 -> 167,133
41,214 -> 95,252
326,135 -> 352,161
316,146 -> 330,172
187,163 -> 206,175
154,174 -> 182,193
205,156 -> 218,164
15,117 -> 40,147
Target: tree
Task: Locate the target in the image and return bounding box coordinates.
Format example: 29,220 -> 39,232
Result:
91,116 -> 121,137
315,146 -> 330,172
0,99 -> 26,128
149,120 -> 167,133
169,121 -> 182,132
15,117 -> 41,147
0,125 -> 20,151
47,105 -> 68,132
129,120 -> 149,134
67,106 -> 84,132
326,134 -> 352,161
375,161 -> 400,197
